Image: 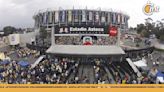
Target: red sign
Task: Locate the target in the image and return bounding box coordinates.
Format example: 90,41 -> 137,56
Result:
108,26 -> 118,36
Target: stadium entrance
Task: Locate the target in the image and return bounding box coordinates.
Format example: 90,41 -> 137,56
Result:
44,53 -> 135,84
35,8 -> 137,84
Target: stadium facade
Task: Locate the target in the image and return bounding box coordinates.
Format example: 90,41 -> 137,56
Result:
29,8 -> 159,84
33,8 -> 129,32
33,8 -> 130,58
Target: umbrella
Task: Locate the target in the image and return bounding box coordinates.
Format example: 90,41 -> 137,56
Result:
18,60 -> 29,67
0,60 -> 10,65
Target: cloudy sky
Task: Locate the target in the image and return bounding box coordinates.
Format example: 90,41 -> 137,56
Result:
0,0 -> 163,29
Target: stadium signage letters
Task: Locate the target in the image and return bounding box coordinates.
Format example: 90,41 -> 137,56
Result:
70,27 -> 104,32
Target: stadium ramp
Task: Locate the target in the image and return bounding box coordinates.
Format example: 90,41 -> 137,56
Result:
31,55 -> 46,68
126,58 -> 142,77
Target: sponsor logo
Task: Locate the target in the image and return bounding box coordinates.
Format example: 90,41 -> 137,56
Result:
143,1 -> 160,16
59,28 -> 69,33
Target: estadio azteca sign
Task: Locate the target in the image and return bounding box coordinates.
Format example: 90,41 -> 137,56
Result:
58,27 -> 105,33
70,27 -> 104,32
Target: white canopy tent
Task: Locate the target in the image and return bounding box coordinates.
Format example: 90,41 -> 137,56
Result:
157,77 -> 164,83
46,45 -> 125,55
133,58 -> 147,67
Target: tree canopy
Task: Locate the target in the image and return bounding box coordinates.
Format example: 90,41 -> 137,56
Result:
134,18 -> 164,42
3,26 -> 16,36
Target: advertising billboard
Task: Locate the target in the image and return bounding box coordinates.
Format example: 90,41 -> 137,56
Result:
54,24 -> 110,34
8,34 -> 20,45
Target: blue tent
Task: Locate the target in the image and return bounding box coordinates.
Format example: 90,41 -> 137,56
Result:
156,71 -> 164,78
0,60 -> 10,65
18,60 -> 29,67
156,70 -> 164,83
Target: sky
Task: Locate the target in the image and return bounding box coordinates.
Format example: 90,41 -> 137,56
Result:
0,0 -> 163,30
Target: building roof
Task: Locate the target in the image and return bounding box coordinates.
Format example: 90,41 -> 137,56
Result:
46,45 -> 125,56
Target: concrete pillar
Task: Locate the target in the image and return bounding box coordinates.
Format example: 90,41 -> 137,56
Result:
51,26 -> 55,45
117,28 -> 120,46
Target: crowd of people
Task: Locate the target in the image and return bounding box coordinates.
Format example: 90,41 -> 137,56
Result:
17,47 -> 40,58
93,36 -> 117,45
125,49 -> 164,84
55,36 -> 81,45
55,36 -> 117,45
93,59 -> 109,84
147,51 -> 164,67
105,61 -> 161,84
0,55 -> 163,84
0,57 -> 78,84
0,43 -> 163,84
65,59 -> 108,84
93,59 -> 135,84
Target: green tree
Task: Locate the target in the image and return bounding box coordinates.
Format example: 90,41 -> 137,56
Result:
158,28 -> 164,42
136,24 -> 145,34
3,26 -> 16,36
141,30 -> 150,38
135,18 -> 164,42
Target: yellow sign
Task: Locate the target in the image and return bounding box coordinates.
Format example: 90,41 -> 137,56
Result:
0,84 -> 164,92
143,1 -> 160,16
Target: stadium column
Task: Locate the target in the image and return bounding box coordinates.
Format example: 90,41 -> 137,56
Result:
51,26 -> 55,45
117,27 -> 120,46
